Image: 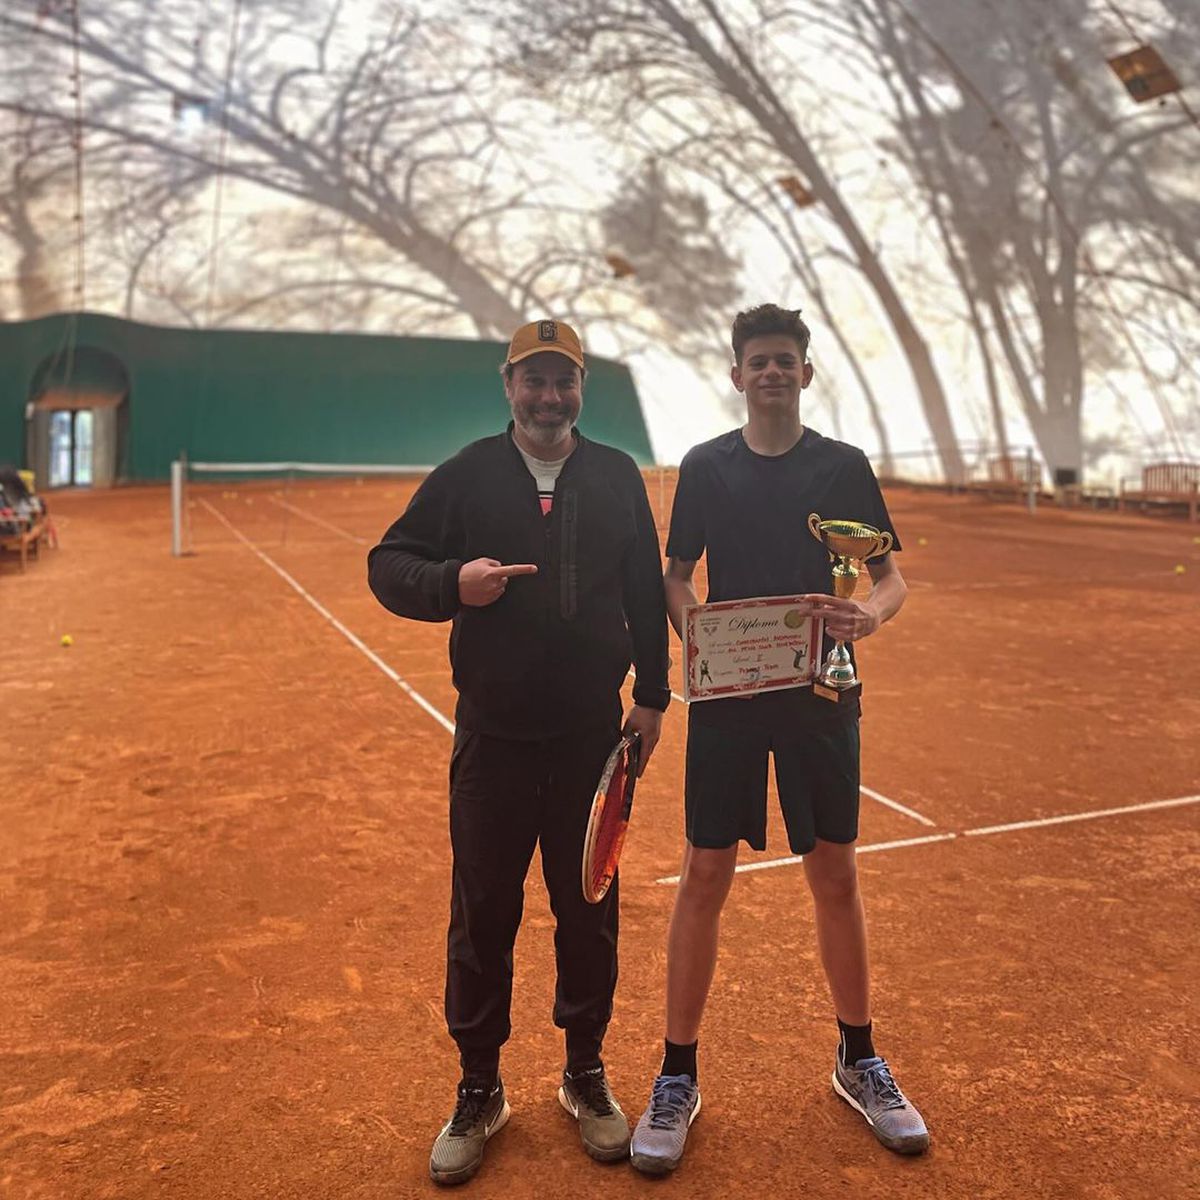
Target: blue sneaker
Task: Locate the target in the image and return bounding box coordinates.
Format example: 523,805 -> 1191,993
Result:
630,1073 -> 702,1175
832,1054 -> 929,1154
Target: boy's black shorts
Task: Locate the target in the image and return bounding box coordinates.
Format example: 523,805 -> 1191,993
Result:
684,706 -> 860,855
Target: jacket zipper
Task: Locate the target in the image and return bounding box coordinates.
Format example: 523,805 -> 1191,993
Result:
559,489 -> 578,620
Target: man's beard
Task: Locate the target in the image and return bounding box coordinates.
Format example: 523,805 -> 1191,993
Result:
514,407 -> 576,449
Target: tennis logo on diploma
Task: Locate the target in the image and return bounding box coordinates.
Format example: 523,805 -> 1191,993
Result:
683,596 -> 822,702
807,513 -> 892,704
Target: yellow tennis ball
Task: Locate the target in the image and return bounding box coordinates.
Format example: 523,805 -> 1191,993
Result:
918,537 -> 928,546
60,634 -> 73,647
1175,564 -> 1187,574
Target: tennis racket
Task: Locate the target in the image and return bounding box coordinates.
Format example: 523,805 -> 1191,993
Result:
581,732 -> 642,904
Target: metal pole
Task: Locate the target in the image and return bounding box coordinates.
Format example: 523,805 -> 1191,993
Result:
171,458 -> 184,555
1026,446 -> 1037,515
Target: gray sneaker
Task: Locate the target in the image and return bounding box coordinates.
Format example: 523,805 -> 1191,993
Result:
557,1065 -> 630,1162
429,1078 -> 510,1186
629,1073 -> 702,1175
832,1054 -> 929,1154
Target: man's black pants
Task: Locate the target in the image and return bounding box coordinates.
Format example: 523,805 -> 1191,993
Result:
446,722 -> 621,1081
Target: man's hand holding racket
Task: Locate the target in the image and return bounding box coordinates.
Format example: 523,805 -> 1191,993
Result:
458,558 -> 538,606
622,704 -> 662,776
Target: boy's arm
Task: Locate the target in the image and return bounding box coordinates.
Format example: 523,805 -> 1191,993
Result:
664,556 -> 699,640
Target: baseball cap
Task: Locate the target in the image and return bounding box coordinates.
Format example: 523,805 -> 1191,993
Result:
505,319 -> 584,370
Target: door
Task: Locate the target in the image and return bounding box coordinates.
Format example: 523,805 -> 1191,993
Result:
47,410 -> 95,487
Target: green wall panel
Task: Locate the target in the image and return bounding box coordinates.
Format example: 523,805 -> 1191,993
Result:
0,313 -> 654,480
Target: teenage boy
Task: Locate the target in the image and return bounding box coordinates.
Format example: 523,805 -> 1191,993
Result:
629,304 -> 929,1174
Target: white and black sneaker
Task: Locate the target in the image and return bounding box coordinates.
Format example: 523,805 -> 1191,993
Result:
429,1078 -> 510,1186
558,1064 -> 630,1162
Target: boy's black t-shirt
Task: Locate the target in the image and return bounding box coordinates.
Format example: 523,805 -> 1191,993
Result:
666,426 -> 902,728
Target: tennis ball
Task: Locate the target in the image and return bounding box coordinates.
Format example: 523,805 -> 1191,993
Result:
918,537 -> 928,546
60,634 -> 73,647
1175,564 -> 1186,574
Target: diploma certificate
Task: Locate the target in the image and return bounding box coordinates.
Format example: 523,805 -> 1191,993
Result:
683,596 -> 822,702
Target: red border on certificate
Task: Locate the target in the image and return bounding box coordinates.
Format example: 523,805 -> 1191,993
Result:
683,596 -> 823,701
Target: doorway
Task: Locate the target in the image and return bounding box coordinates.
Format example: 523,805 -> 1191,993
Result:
48,409 -> 94,488
27,345 -> 128,489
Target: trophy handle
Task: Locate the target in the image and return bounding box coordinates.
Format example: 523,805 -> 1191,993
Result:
807,512 -> 823,541
871,530 -> 894,559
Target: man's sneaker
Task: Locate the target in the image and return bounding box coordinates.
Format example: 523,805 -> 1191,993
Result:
629,1073 -> 702,1175
429,1078 -> 510,1186
832,1054 -> 929,1154
557,1064 -> 630,1162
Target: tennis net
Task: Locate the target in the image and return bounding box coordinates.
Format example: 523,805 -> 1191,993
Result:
170,459 -> 438,555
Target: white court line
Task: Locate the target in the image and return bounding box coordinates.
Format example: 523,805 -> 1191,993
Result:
655,832 -> 957,884
860,784 -> 936,827
266,495 -> 369,545
198,499 -> 456,735
963,794 -> 1200,837
653,793 -> 1200,884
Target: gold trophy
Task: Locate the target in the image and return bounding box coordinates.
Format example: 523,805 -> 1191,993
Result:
807,514 -> 893,703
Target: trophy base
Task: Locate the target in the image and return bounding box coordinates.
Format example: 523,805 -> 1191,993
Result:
813,679 -> 862,704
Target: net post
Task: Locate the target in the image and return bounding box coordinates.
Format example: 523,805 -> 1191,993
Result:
170,457 -> 185,555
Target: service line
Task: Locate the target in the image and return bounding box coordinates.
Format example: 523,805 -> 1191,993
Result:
654,793 -> 1200,885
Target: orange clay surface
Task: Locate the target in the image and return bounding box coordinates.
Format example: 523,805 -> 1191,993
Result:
2,478 -> 1198,1199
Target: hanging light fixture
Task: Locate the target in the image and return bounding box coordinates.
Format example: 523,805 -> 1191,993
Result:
1106,45 -> 1181,103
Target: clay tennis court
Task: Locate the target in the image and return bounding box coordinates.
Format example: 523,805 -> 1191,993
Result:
3,479 -> 1197,1199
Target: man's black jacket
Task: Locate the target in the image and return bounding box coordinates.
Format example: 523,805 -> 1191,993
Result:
367,427 -> 671,739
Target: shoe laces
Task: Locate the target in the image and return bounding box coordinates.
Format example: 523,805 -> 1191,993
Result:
567,1066 -> 614,1117
861,1060 -> 906,1110
448,1084 -> 494,1136
648,1074 -> 694,1130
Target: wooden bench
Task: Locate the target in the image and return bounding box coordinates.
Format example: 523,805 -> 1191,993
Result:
0,516 -> 46,572
965,453 -> 1040,507
1118,462 -> 1200,521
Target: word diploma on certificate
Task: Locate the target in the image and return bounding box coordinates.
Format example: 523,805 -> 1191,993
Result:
683,597 -> 823,702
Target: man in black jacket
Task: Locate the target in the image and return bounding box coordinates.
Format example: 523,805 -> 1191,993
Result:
368,318 -> 670,1185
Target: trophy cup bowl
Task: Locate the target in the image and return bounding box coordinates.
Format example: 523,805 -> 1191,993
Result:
807,514 -> 893,701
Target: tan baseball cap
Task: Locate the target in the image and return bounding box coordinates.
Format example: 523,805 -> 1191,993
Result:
506,319 -> 584,370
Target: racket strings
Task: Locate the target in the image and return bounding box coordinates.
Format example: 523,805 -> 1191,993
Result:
590,764 -> 628,877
